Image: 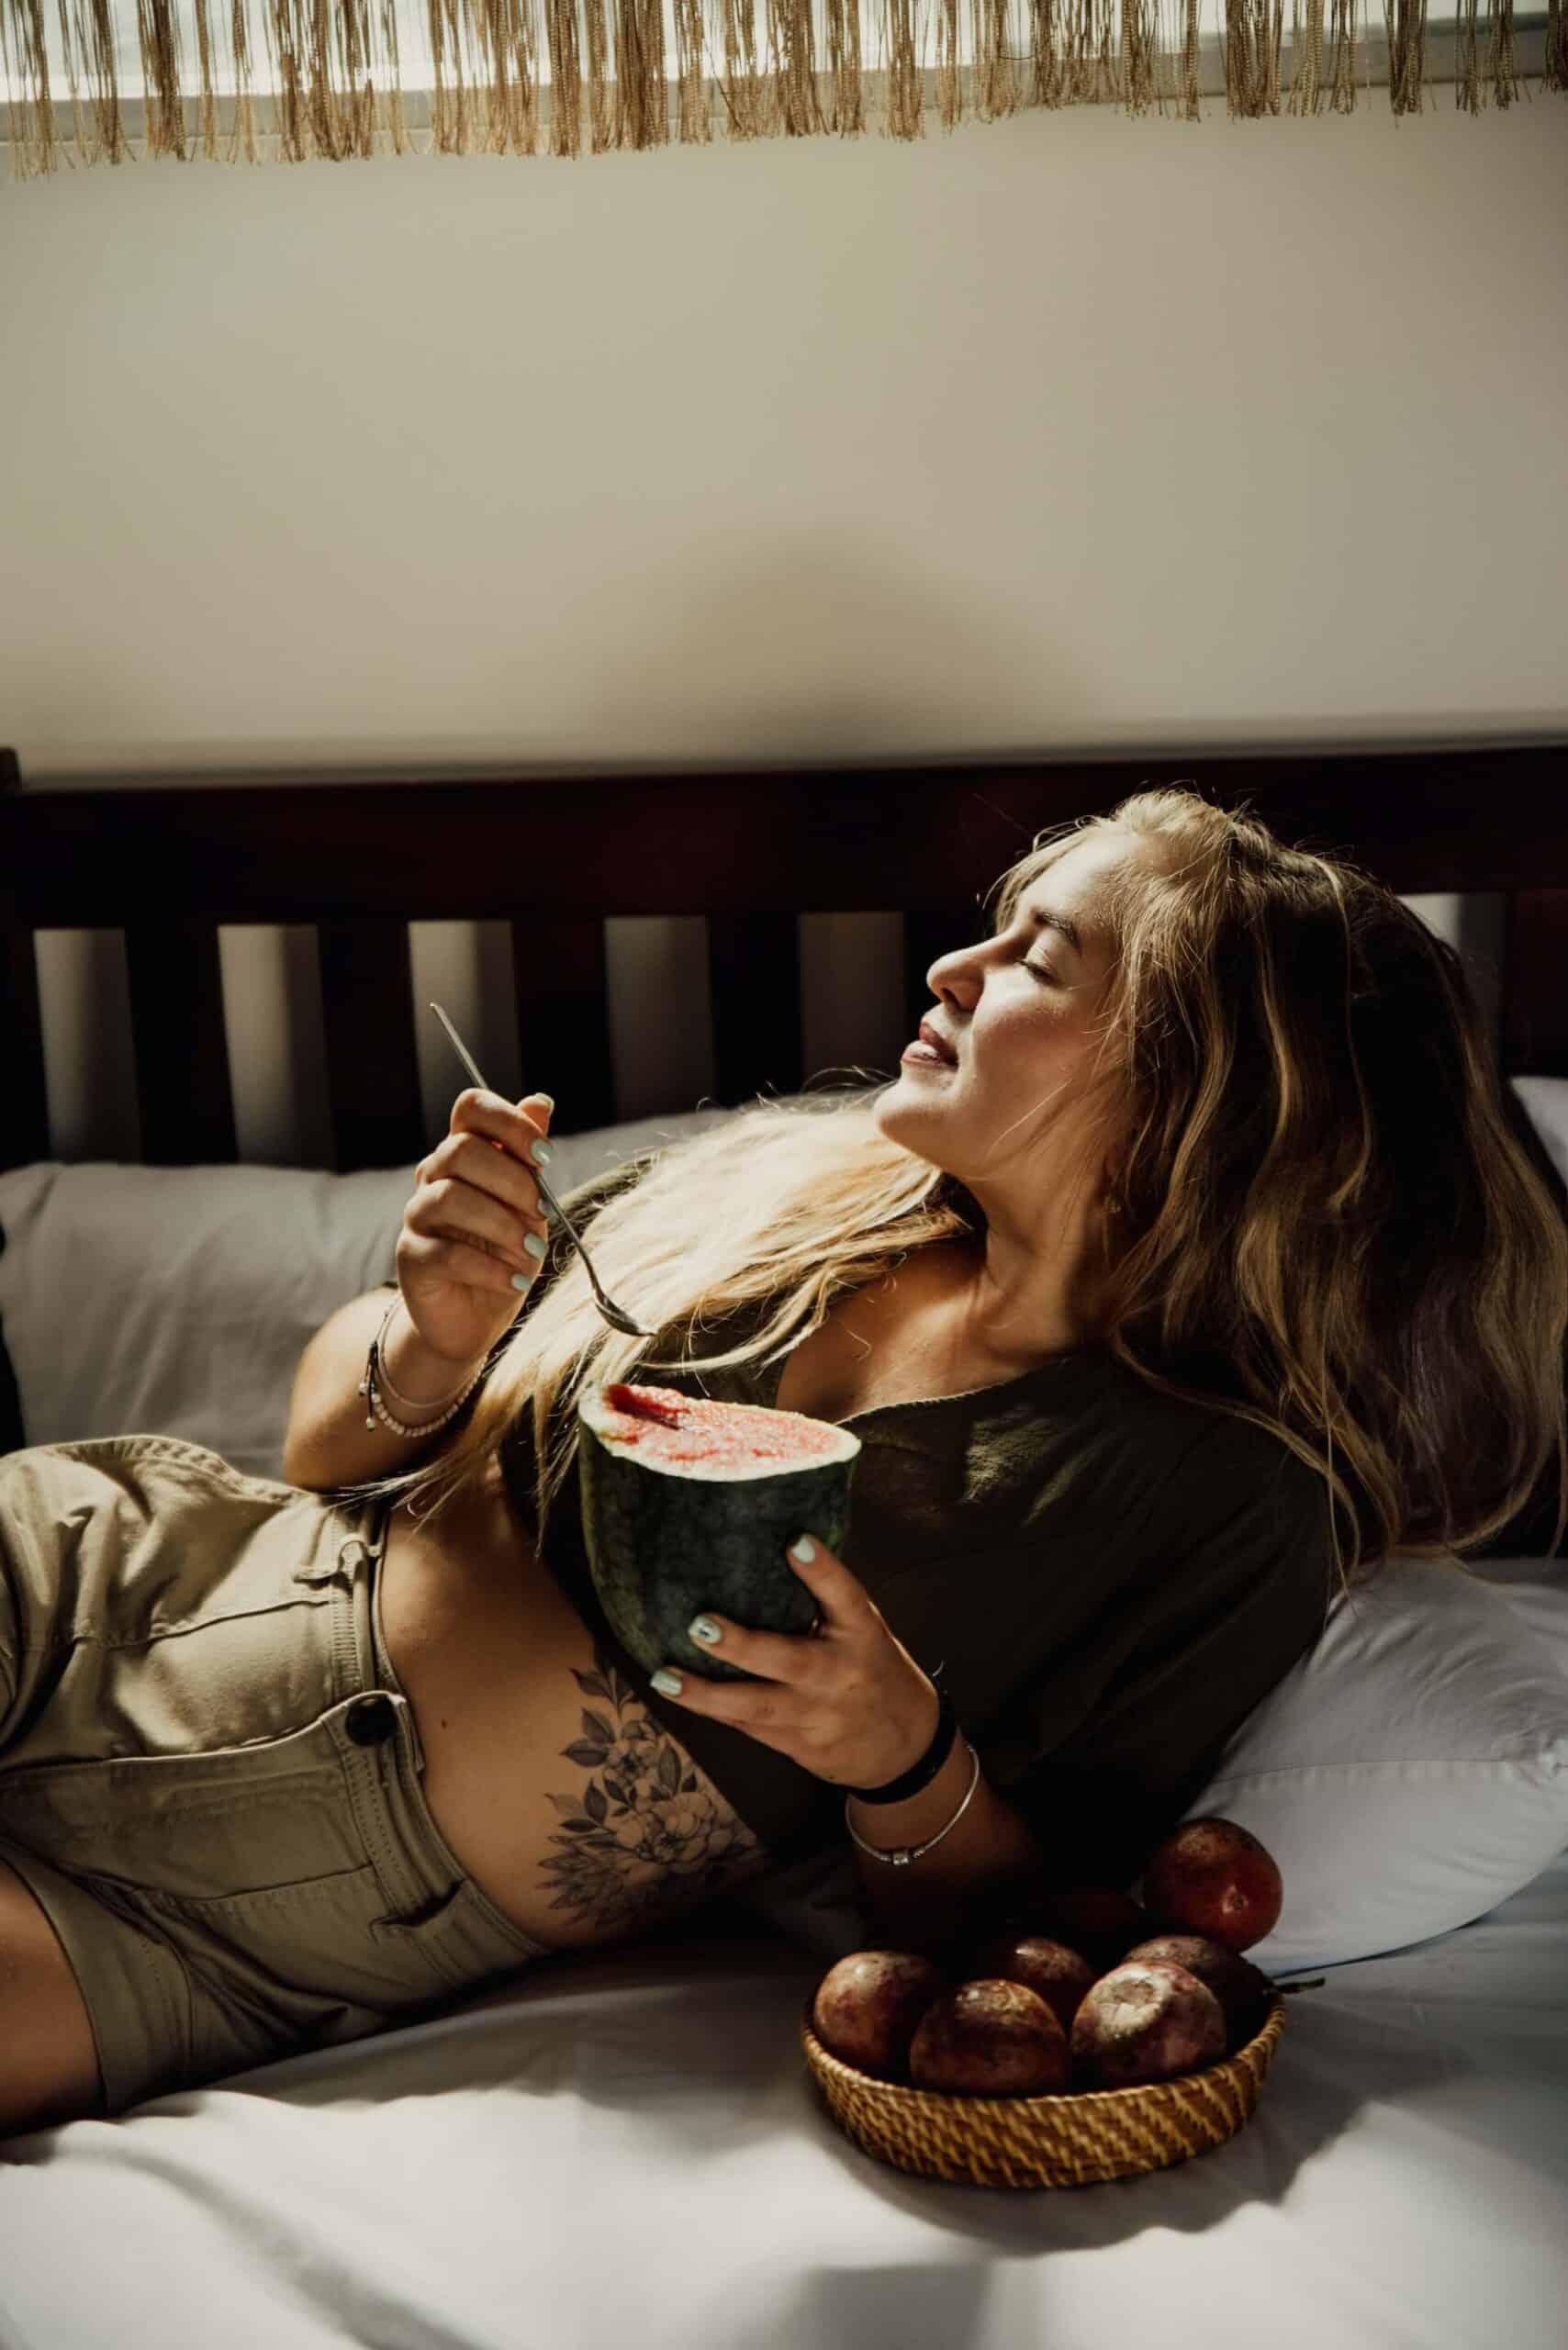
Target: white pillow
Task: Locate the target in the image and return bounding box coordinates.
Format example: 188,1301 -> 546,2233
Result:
734,1559 -> 1568,1978
0,1106 -> 736,1479
1183,1555 -> 1568,1972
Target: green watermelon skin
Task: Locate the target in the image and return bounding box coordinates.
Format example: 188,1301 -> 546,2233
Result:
577,1383 -> 862,1684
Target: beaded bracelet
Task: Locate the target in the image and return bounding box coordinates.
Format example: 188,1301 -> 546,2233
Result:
359,1296 -> 489,1437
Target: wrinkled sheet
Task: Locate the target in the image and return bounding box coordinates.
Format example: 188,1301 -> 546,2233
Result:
2,1569 -> 1565,2350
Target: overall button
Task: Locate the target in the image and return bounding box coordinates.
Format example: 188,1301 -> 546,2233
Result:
346,1693 -> 398,1746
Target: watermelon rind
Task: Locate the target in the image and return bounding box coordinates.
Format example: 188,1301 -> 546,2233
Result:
577,1383 -> 863,1684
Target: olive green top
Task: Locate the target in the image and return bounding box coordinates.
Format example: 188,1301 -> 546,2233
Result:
470,1159 -> 1335,1886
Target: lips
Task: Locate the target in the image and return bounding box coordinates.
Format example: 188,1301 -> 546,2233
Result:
917,1020 -> 958,1065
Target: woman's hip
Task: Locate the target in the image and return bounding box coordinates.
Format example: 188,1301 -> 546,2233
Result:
0,1434 -> 549,2114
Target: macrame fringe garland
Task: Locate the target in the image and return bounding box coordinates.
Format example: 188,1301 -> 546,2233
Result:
1,0 -> 1562,179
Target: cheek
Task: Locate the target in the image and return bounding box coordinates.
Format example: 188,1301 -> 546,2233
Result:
990,1002 -> 1080,1066
984,1013 -> 1095,1103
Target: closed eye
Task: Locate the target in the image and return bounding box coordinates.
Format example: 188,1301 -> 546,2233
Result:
1025,959 -> 1057,984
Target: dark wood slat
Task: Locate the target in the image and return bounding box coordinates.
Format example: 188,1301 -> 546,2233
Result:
509,913 -> 617,1135
903,905 -> 982,1053
124,919 -> 239,1166
1501,890 -> 1568,1080
0,903 -> 49,1175
317,919 -> 425,1174
0,1281 -> 25,1452
6,750 -> 1566,931
708,912 -> 803,1108
0,751 -> 48,1174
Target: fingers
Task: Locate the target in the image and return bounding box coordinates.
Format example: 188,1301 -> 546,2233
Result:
653,1540 -> 929,1790
442,1080 -> 556,1203
450,1085 -> 550,1163
651,1649 -> 799,1733
681,1609 -> 825,1688
405,1087 -> 553,1273
397,1226 -> 540,1300
778,1530 -> 872,1632
406,1172 -> 548,1274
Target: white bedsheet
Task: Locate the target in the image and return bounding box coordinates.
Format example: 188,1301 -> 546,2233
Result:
3,1568 -> 1565,2350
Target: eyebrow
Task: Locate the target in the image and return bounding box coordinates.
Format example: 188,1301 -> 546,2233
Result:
1017,904 -> 1085,958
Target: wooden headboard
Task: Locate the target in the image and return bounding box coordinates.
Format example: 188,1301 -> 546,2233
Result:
2,744 -> 1566,1187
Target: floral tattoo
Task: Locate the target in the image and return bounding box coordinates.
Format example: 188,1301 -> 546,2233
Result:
538,1646 -> 768,1937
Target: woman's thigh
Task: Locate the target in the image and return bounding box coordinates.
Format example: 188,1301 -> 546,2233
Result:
0,1848 -> 106,2137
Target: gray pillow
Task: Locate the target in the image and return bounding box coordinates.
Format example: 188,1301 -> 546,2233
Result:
0,1107 -> 734,1478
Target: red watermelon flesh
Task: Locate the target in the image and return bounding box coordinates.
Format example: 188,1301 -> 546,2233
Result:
600,1381 -> 852,1466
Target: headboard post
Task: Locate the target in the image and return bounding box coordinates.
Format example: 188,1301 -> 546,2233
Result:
0,751 -> 51,1174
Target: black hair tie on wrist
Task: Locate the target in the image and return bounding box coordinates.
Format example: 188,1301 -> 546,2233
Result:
844,1686 -> 958,1805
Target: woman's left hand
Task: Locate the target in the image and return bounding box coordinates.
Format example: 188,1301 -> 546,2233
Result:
649,1533 -> 940,1791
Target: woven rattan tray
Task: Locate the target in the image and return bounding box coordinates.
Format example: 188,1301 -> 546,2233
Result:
801,1990 -> 1288,2188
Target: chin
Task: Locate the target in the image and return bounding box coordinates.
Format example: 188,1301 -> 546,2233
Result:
870,1085 -> 952,1164
869,1083 -> 927,1136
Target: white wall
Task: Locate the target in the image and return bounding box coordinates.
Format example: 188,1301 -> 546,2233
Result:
3,36 -> 1559,1165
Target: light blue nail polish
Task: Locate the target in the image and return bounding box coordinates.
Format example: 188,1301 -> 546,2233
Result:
689,1616 -> 721,1645
511,1270 -> 533,1290
790,1534 -> 816,1563
523,1232 -> 547,1259
651,1669 -> 682,1695
533,1142 -> 553,1165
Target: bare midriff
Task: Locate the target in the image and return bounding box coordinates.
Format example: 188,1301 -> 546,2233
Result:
375,1456 -> 775,1955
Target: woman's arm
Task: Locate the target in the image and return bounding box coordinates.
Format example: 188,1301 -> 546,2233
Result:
283,1287 -> 488,1491
846,1732 -> 1047,1954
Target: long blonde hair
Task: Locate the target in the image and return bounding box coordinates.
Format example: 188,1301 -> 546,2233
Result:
335,786 -> 1568,1606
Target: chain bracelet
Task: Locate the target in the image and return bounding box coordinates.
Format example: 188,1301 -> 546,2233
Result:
842,1740 -> 982,1867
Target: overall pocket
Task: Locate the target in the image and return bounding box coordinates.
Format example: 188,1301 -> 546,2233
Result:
0,1432 -> 363,1768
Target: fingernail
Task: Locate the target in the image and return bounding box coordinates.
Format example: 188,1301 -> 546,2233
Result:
511,1270 -> 534,1291
689,1616 -> 721,1645
536,1094 -> 554,1113
790,1534 -> 816,1563
533,1142 -> 554,1166
651,1669 -> 682,1695
523,1232 -> 547,1259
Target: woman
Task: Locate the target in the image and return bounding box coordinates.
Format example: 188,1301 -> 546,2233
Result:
2,786 -> 1563,2136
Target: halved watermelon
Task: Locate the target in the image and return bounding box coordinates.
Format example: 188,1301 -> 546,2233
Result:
577,1381 -> 862,1684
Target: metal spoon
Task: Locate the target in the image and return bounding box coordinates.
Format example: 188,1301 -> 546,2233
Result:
426,1001 -> 658,1340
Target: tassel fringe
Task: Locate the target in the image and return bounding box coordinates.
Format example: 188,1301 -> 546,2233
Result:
1,0 -> 1562,179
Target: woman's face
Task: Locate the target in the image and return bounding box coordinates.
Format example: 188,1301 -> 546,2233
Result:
873,829 -> 1135,1214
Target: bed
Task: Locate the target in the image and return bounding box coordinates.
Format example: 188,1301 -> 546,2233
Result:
1,744 -> 1566,2348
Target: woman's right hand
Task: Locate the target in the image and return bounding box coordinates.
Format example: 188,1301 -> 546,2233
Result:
394,1088 -> 556,1368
